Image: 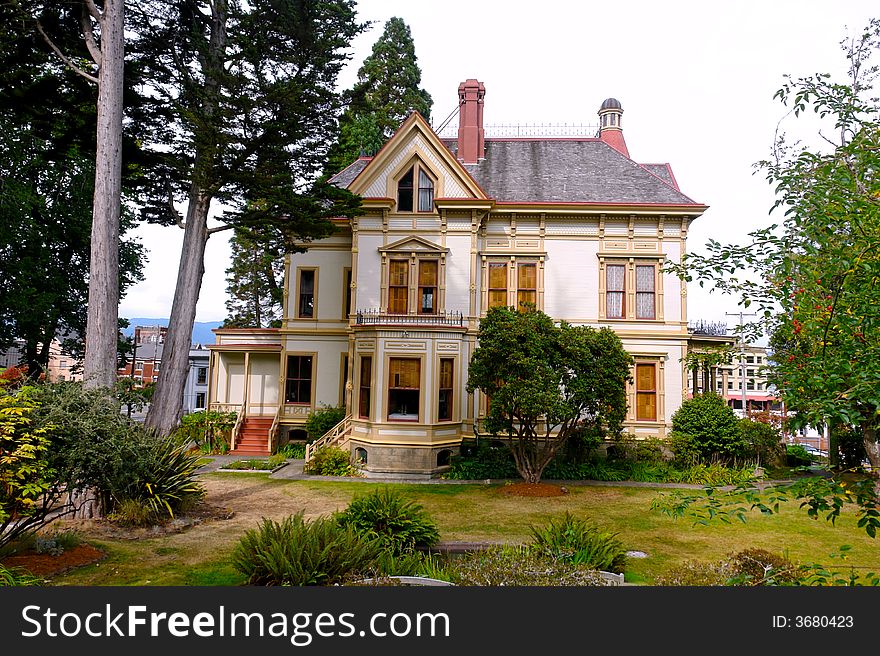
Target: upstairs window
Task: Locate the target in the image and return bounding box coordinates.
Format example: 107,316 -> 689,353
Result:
396,164 -> 434,212
298,269 -> 315,318
397,168 -> 414,211
418,169 -> 434,211
517,263 -> 537,309
418,260 -> 438,314
635,264 -> 656,319
488,263 -> 507,308
606,264 -> 625,318
196,367 -> 207,385
389,260 -> 409,314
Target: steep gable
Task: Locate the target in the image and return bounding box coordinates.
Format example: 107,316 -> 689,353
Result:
346,113 -> 486,201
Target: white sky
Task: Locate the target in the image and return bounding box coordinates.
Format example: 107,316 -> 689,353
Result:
119,0 -> 879,329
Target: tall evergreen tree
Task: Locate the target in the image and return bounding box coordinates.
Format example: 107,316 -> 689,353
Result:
327,16 -> 432,174
0,3 -> 142,376
133,0 -> 364,435
10,0 -> 128,388
222,230 -> 283,329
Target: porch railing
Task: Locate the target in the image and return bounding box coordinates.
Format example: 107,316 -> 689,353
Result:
305,414 -> 352,462
355,309 -> 464,327
269,409 -> 281,454
230,410 -> 244,453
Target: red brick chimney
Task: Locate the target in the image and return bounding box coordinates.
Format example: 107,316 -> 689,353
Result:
457,79 -> 486,164
598,97 -> 629,158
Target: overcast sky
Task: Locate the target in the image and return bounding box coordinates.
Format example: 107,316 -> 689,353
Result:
119,0 -> 878,331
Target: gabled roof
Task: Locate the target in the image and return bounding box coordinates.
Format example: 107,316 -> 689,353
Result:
328,157 -> 371,189
331,112 -> 487,201
453,139 -> 700,206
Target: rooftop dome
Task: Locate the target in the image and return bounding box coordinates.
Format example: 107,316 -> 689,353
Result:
600,97 -> 622,111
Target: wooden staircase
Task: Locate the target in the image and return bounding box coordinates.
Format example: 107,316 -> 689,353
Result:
230,417 -> 273,456
305,415 -> 352,462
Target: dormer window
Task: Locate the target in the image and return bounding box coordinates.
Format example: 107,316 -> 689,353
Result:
396,164 -> 434,212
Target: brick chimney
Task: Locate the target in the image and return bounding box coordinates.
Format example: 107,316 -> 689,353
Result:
598,97 -> 629,158
457,79 -> 486,164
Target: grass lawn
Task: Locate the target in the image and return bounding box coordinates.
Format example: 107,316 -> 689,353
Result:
52,476 -> 880,586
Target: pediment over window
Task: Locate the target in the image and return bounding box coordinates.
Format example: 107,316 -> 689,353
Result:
378,236 -> 449,254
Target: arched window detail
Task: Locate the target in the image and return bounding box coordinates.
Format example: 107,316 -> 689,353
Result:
418,169 -> 434,211
397,168 -> 414,212
396,164 -> 435,213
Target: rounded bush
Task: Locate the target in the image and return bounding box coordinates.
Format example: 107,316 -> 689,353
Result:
335,487 -> 440,554
233,511 -> 386,586
670,393 -> 745,463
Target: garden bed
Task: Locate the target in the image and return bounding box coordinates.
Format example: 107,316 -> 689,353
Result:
2,544 -> 106,579
218,459 -> 288,473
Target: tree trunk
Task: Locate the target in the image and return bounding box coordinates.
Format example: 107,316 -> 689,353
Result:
67,487 -> 108,520
145,187 -> 212,436
83,0 -> 124,389
145,0 -> 228,436
863,424 -> 880,499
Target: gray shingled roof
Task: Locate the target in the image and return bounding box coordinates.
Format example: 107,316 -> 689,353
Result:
461,140 -> 698,205
328,158 -> 370,189
640,163 -> 677,190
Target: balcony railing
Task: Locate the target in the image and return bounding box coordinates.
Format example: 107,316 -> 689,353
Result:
355,309 -> 464,327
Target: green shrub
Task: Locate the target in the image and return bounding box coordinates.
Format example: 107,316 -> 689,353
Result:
0,383 -> 54,549
278,441 -> 306,459
173,410 -> 236,453
444,442 -> 518,479
304,405 -> 346,443
30,383 -> 205,521
304,446 -> 360,476
654,560 -> 734,586
786,444 -> 813,467
670,394 -> 746,464
0,564 -> 41,587
657,549 -> 799,586
446,441 -> 753,485
529,513 -> 627,573
33,530 -> 80,556
606,435 -> 666,463
447,546 -> 608,586
739,418 -> 784,467
232,512 -> 387,586
833,424 -> 867,469
110,498 -> 158,527
335,488 -> 440,554
728,548 -> 799,585
267,454 -> 286,468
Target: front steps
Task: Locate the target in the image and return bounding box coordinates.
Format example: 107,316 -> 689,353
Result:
230,417 -> 273,456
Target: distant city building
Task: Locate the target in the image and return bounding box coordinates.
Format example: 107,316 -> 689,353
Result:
183,346 -> 210,414
0,342 -> 26,370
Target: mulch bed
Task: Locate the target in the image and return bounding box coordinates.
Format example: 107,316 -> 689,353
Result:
499,482 -> 569,497
2,544 -> 106,578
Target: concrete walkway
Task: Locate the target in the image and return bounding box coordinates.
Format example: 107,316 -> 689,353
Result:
195,455 -> 797,490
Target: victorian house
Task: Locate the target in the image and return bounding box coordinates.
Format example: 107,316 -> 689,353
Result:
207,80 -> 708,475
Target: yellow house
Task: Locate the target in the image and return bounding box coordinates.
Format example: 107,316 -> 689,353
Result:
208,80 -> 708,476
